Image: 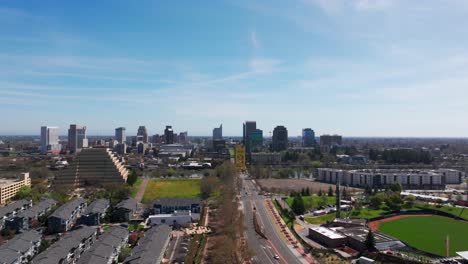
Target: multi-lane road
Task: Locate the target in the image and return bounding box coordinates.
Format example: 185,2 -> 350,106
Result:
240,174 -> 304,264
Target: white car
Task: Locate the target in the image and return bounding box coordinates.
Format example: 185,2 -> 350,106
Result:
273,255 -> 280,260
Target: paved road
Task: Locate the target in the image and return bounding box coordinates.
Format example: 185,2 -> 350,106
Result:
241,175 -> 303,264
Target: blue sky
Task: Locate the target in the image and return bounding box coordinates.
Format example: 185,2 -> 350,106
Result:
2,0 -> 468,137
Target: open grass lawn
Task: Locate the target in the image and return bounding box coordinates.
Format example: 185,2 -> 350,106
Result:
379,216 -> 468,256
142,178 -> 201,203
286,195 -> 336,210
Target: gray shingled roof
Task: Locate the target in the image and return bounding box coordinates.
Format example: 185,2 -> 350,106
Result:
0,199 -> 31,218
76,226 -> 128,264
115,198 -> 137,211
83,199 -> 109,215
0,230 -> 41,264
18,198 -> 57,219
49,198 -> 86,220
153,198 -> 201,207
123,225 -> 171,264
31,225 -> 97,264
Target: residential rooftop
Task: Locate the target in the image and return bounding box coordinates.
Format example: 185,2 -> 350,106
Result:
83,198 -> 109,215
123,224 -> 172,264
0,230 -> 41,264
77,226 -> 128,264
49,198 -> 86,220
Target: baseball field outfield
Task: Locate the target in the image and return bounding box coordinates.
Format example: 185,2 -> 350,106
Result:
378,215 -> 468,257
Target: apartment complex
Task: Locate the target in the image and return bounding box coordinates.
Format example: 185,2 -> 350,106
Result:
47,198 -> 87,233
123,225 -> 172,264
318,168 -> 466,189
77,226 -> 128,264
32,225 -> 97,264
55,148 -> 128,188
0,173 -> 31,204
0,229 -> 42,264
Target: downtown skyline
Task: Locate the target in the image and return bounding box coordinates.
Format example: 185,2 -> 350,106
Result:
2,1 -> 468,137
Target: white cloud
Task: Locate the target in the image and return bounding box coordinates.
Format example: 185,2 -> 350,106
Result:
250,30 -> 260,48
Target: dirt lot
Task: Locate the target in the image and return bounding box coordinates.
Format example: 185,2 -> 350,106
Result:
256,179 -> 361,193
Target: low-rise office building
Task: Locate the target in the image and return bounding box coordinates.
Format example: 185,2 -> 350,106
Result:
147,211 -> 193,227
112,198 -> 137,222
123,225 -> 172,264
0,199 -> 32,230
308,226 -> 347,248
80,199 -> 109,226
47,198 -> 87,233
77,226 -> 128,264
32,225 -> 97,264
153,198 -> 201,214
318,168 -> 466,189
0,229 -> 41,264
0,173 -> 31,204
5,198 -> 56,233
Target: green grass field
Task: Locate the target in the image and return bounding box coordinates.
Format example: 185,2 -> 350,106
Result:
379,216 -> 468,256
142,179 -> 201,203
286,195 -> 336,210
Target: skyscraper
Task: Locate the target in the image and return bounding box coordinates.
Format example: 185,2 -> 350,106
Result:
115,127 -> 126,144
213,124 -> 223,140
68,124 -> 88,153
179,131 -> 188,144
40,126 -> 61,154
164,126 -> 174,144
302,128 -> 316,147
137,126 -> 148,143
272,125 -> 288,152
243,121 -> 257,154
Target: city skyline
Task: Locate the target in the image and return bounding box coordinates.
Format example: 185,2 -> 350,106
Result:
2,1 -> 468,137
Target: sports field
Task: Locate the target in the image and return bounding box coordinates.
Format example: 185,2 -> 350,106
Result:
379,215 -> 468,256
142,178 -> 201,203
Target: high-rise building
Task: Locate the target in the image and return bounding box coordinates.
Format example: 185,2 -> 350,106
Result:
164,126 -> 174,144
213,124 -> 223,140
137,126 -> 148,143
179,131 -> 188,144
243,121 -> 257,154
40,126 -> 61,154
68,124 -> 88,153
250,129 -> 263,152
302,128 -> 316,147
272,126 -> 288,152
115,127 -> 126,144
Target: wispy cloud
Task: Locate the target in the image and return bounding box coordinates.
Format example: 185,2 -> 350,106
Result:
250,30 -> 260,48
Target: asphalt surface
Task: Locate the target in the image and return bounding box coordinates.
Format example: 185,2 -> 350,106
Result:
241,175 -> 303,264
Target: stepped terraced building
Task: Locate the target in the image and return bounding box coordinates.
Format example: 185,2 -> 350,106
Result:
55,148 -> 128,188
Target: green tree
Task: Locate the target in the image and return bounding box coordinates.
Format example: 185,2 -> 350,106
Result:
365,230 -> 376,250
404,195 -> 415,208
318,189 -> 323,197
118,246 -> 132,262
126,170 -> 138,186
389,182 -> 402,193
14,186 -> 32,200
369,193 -> 385,208
385,193 -> 403,211
318,195 -> 328,208
291,195 -> 305,215
328,186 -> 334,197
305,187 -> 311,196
201,176 -> 220,199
